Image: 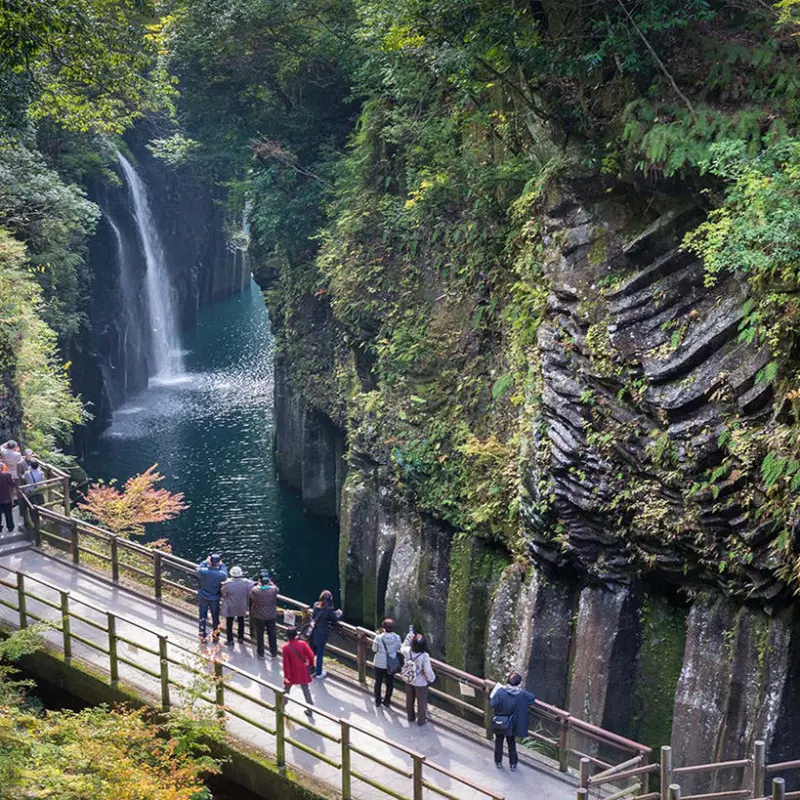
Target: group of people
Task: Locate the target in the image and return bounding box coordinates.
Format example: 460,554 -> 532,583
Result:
195,554 -> 535,769
0,440 -> 45,534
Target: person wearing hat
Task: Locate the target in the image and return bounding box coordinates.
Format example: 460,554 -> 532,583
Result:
249,570 -> 280,658
221,566 -> 255,646
196,553 -> 228,642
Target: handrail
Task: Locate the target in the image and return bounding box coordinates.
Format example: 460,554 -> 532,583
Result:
18,487 -> 654,776
0,562 -> 504,800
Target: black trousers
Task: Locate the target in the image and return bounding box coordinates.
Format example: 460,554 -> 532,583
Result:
253,618 -> 278,657
374,667 -> 395,705
226,616 -> 245,643
0,502 -> 13,532
494,734 -> 517,766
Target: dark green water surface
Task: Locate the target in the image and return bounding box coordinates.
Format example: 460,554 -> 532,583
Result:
84,282 -> 340,604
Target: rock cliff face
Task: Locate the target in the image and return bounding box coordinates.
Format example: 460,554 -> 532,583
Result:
259,178 -> 800,766
74,138 -> 248,438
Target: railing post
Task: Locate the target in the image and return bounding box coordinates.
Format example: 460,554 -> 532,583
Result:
17,573 -> 26,628
412,754 -> 424,800
753,740 -> 766,799
669,784 -> 681,800
558,715 -> 570,772
483,683 -> 493,740
275,688 -> 286,767
153,551 -> 162,600
357,631 -> 367,684
33,502 -> 41,547
341,720 -> 351,799
159,635 -> 170,710
110,536 -> 119,583
70,520 -> 80,565
61,475 -> 70,517
60,591 -> 71,664
214,658 -> 224,717
661,745 -> 673,800
107,613 -> 119,686
773,777 -> 786,800
580,757 -> 591,790
577,790 -> 589,800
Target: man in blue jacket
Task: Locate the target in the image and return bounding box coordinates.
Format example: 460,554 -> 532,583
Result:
490,671 -> 535,771
196,553 -> 228,641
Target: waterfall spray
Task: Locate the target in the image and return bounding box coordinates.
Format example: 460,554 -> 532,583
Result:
117,153 -> 183,377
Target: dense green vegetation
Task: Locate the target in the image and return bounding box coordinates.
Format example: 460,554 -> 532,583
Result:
159,0 -> 800,591
6,0 -> 800,589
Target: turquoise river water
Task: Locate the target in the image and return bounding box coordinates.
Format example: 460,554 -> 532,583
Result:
84,282 -> 340,605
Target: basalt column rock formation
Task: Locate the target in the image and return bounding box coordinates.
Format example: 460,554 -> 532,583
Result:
261,179 -> 800,768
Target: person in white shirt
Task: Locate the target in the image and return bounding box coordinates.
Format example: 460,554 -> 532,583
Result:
372,618 -> 402,708
401,629 -> 436,726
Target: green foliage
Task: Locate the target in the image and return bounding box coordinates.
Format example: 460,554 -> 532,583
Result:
0,0 -> 175,135
0,227 -> 86,451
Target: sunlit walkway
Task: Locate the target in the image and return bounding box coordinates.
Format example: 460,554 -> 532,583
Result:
0,547 -> 574,800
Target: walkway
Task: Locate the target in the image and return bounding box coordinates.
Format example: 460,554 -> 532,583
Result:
0,547 -> 574,800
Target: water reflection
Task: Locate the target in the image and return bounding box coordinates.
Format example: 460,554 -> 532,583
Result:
85,282 -> 340,603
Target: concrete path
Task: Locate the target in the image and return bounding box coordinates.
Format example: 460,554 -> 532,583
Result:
0,548 -> 574,800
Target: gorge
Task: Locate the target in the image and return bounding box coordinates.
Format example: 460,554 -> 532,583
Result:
4,2 -> 800,797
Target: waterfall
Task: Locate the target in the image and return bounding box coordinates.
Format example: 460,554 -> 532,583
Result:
117,153 -> 183,377
104,211 -> 144,396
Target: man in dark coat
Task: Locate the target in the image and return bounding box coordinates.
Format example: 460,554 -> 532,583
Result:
489,672 -> 535,771
250,570 -> 279,658
0,467 -> 15,533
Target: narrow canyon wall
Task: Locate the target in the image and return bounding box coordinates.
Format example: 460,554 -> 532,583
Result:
260,177 -> 800,767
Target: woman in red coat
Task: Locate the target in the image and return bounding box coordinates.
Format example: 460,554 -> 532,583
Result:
282,627 -> 315,717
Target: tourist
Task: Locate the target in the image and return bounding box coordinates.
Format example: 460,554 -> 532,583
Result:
309,589 -> 341,679
489,671 -> 535,771
196,553 -> 228,642
282,627 -> 315,718
1,441 -> 23,490
21,459 -> 45,527
221,565 -> 254,646
400,630 -> 436,726
372,618 -> 402,708
250,570 -> 279,658
0,464 -> 15,533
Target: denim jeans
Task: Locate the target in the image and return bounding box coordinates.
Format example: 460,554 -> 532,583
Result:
198,599 -> 220,638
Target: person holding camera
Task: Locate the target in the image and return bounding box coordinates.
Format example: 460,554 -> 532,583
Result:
489,671 -> 535,771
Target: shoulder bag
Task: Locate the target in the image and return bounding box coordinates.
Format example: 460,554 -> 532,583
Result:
381,636 -> 404,676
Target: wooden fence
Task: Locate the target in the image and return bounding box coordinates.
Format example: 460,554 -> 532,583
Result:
0,562 -> 505,800
19,463 -> 651,779
18,463 -> 800,798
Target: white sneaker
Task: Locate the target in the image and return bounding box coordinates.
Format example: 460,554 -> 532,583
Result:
315,670 -> 327,679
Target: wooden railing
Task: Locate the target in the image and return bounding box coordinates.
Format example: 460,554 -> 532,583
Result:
576,742 -> 800,800
19,476 -> 651,778
0,562 -> 504,800
22,465 -> 799,797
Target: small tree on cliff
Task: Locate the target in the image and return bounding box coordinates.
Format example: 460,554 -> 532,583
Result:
79,464 -> 187,539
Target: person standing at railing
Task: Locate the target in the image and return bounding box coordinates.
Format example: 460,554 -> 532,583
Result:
196,553 -> 228,642
308,589 -> 342,679
1,441 -> 23,494
489,671 -> 535,772
21,459 -> 45,528
282,627 -> 315,719
221,566 -> 255,647
372,618 -> 402,708
0,464 -> 15,533
250,571 -> 279,658
400,630 -> 436,726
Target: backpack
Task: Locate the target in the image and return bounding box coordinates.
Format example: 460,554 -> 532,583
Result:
381,636 -> 404,676
400,653 -> 420,682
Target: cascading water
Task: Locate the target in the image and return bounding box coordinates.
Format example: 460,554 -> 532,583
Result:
117,153 -> 183,377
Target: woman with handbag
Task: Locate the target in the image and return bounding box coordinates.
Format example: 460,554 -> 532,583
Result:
400,631 -> 436,726
489,672 -> 535,771
372,618 -> 402,708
